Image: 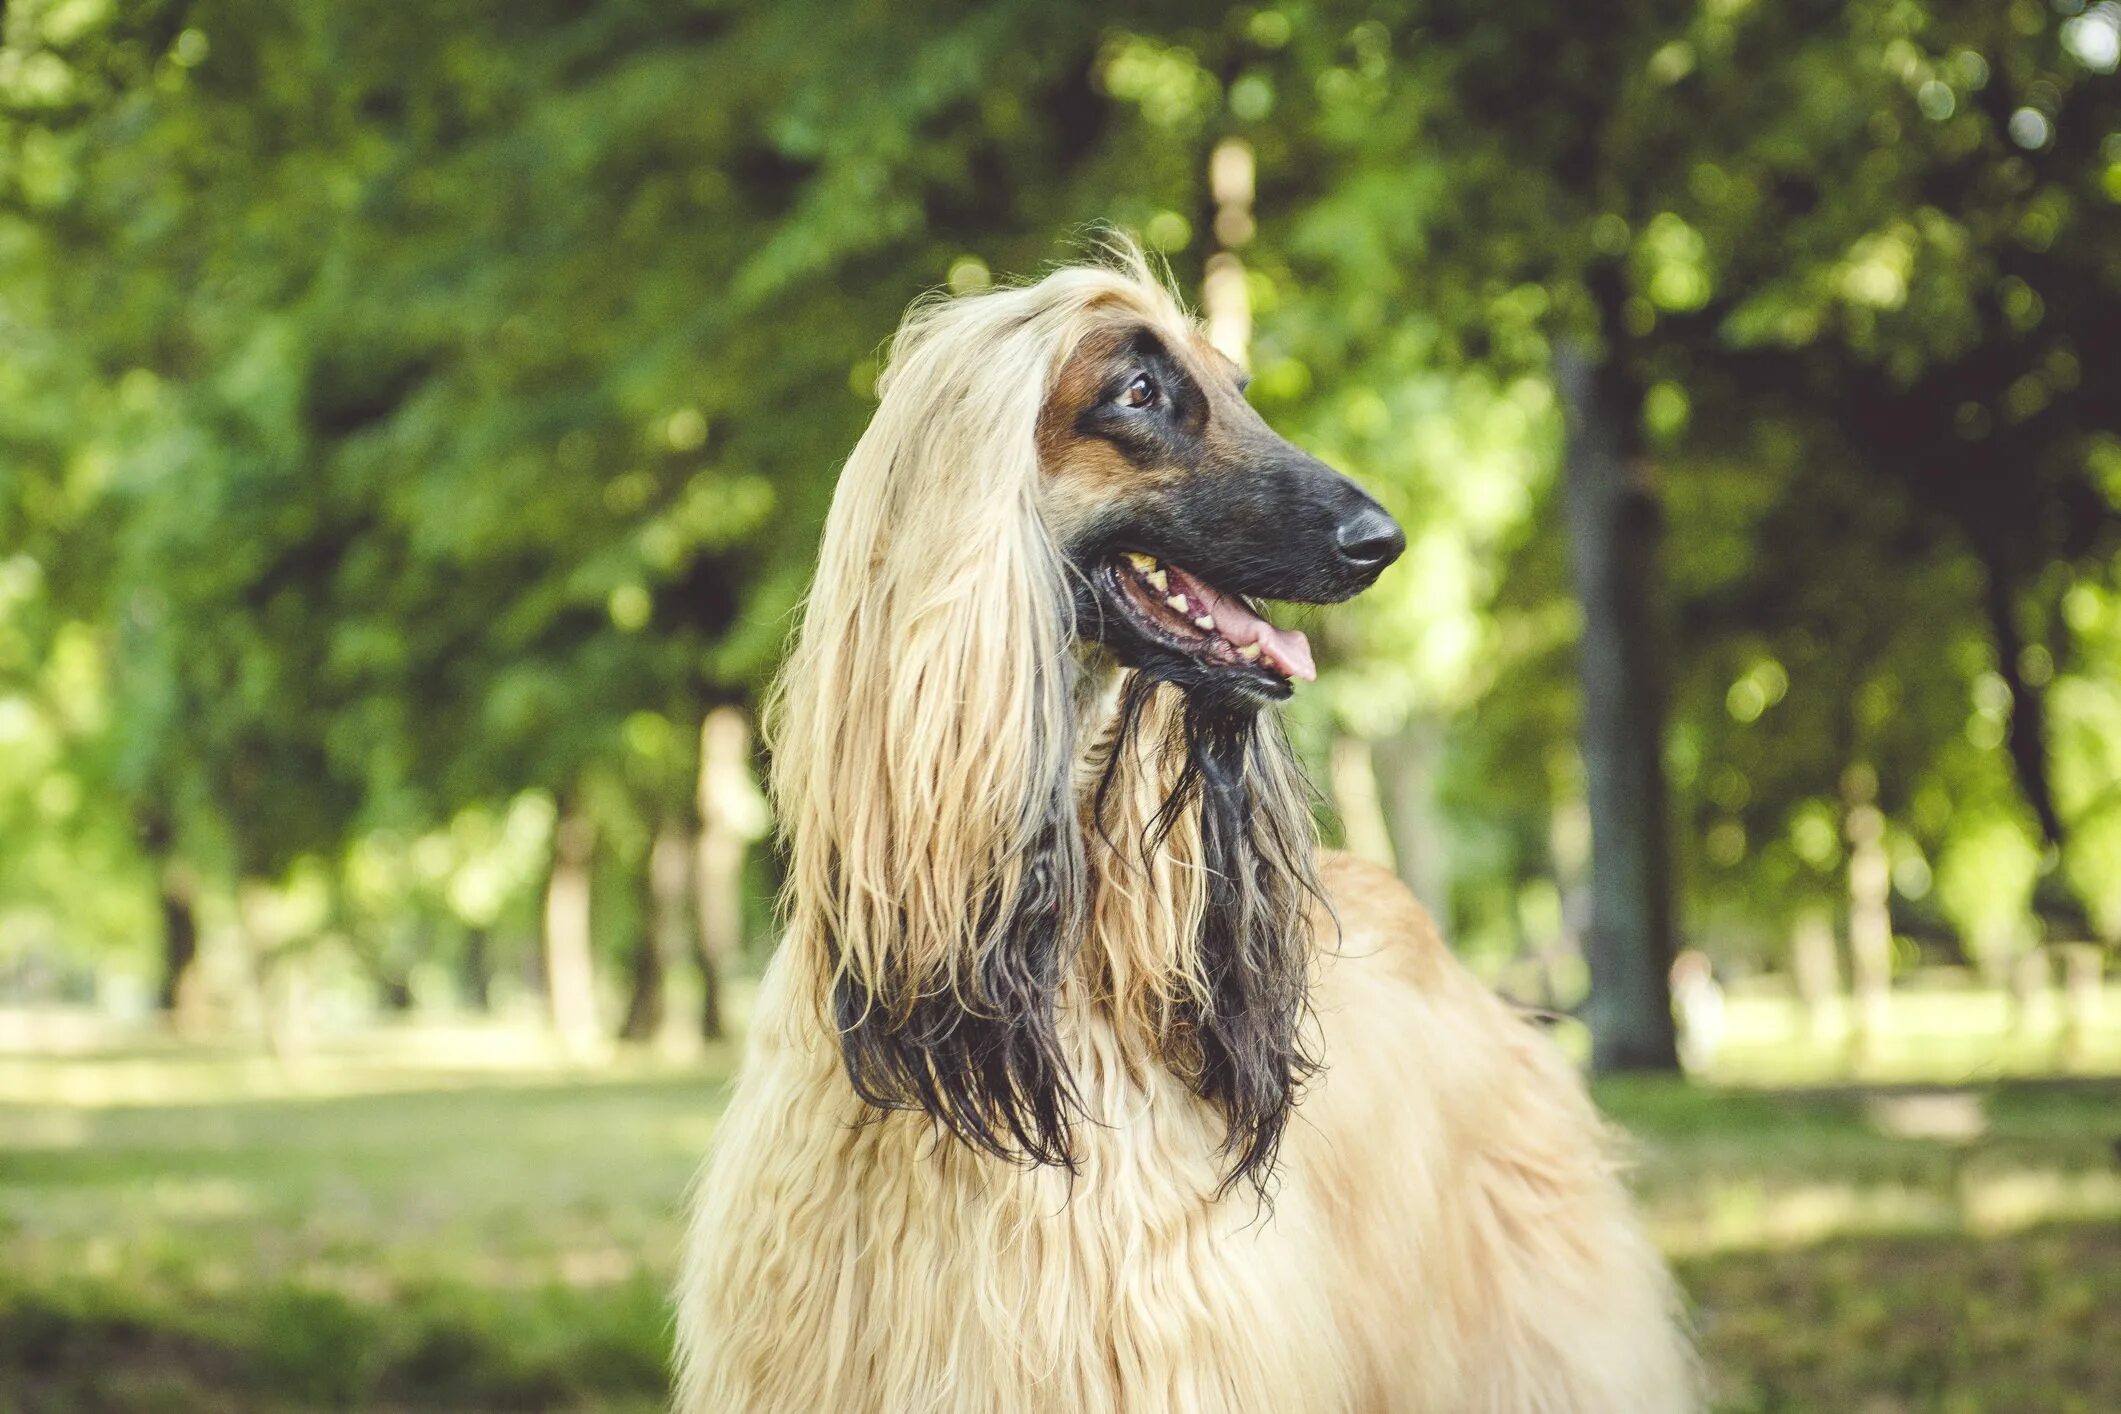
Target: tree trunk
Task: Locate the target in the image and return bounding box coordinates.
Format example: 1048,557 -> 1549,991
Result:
2059,943 -> 2104,1067
156,864 -> 204,1026
1790,906 -> 1841,1040
654,822 -> 698,1052
1844,765 -> 1894,1064
1203,136 -> 1255,365
622,820 -> 695,1045
1375,715 -> 1452,920
137,805 -> 207,1031
376,970 -> 415,1013
1557,341 -> 1680,1073
2009,947 -> 2052,1035
695,707 -> 755,1041
543,800 -> 601,1058
460,927 -> 494,1012
236,880 -> 305,1066
1546,799 -> 1594,1010
1977,541 -> 2067,849
1328,735 -> 1397,872
618,916 -> 667,1043
358,930 -> 415,1013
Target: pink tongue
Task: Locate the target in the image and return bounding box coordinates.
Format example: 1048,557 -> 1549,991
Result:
1175,574 -> 1316,683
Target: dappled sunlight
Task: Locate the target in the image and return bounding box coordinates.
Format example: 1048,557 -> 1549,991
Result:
141,1175 -> 258,1223
0,1103 -> 90,1149
1864,1090 -> 1988,1142
1697,987 -> 2121,1088
556,1247 -> 650,1291
1962,1167 -> 2121,1237
1681,1222 -> 2121,1413
0,1007 -> 751,1110
1650,1165 -> 2121,1259
0,1044 -> 700,1408
1654,1179 -> 1954,1258
1616,1073 -> 2121,1264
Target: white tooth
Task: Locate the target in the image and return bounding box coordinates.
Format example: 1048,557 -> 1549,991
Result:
1194,615 -> 1215,631
1146,569 -> 1168,592
1166,594 -> 1190,613
1237,643 -> 1261,661
1125,552 -> 1157,572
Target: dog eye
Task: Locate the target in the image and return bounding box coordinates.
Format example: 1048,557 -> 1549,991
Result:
1117,373 -> 1158,410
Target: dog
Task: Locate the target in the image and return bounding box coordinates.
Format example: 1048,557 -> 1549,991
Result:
674,244 -> 1698,1413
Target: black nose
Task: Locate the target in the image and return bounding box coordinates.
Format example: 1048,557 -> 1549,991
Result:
1334,504 -> 1405,573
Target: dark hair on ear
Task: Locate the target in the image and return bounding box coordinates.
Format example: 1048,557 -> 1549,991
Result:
830,772 -> 1089,1171
1094,663 -> 1326,1196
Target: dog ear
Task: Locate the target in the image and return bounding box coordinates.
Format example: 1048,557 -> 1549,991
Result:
827,778 -> 1086,1167
766,289 -> 1092,1167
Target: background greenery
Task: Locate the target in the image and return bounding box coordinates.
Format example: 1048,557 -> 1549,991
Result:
3,0 -> 2119,1409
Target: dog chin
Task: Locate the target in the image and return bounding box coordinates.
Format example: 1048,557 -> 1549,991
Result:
1143,643 -> 1294,710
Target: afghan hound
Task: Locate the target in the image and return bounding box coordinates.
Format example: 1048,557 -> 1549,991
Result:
675,246 -> 1698,1413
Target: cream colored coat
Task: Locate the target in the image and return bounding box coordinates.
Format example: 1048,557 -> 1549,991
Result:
675,853 -> 1697,1413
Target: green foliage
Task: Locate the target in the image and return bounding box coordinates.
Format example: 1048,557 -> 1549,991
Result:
1936,813 -> 2042,962
1238,0 -> 2121,955
3,0 -> 2120,993
1,0 -> 1211,967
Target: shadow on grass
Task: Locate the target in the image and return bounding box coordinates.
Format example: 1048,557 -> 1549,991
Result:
0,1275 -> 669,1413
0,1071 -> 718,1411
1687,1221 -> 2121,1414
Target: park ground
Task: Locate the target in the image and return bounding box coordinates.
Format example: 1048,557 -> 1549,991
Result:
1,1000 -> 2118,1413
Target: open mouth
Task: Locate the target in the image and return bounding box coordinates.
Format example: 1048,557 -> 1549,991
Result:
1102,551 -> 1317,688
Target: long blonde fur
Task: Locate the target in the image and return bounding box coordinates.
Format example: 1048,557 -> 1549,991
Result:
770,272 -> 1089,1014
676,252 -> 1699,1413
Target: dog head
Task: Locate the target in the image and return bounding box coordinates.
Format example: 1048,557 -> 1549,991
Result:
1039,319 -> 1401,709
772,242 -> 1396,1191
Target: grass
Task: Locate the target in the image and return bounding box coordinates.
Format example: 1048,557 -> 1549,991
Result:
1691,982 -> 2121,1089
0,1035 -> 729,1413
1601,1081 -> 2121,1411
0,1025 -> 2116,1411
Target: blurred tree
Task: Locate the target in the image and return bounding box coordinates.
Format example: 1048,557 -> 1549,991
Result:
0,0 -> 1248,1026
1557,344 -> 1682,1069
4,0 -> 2118,1076
1228,0 -> 2121,1061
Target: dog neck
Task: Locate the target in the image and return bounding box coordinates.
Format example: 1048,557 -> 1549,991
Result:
1064,650 -> 1326,1190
